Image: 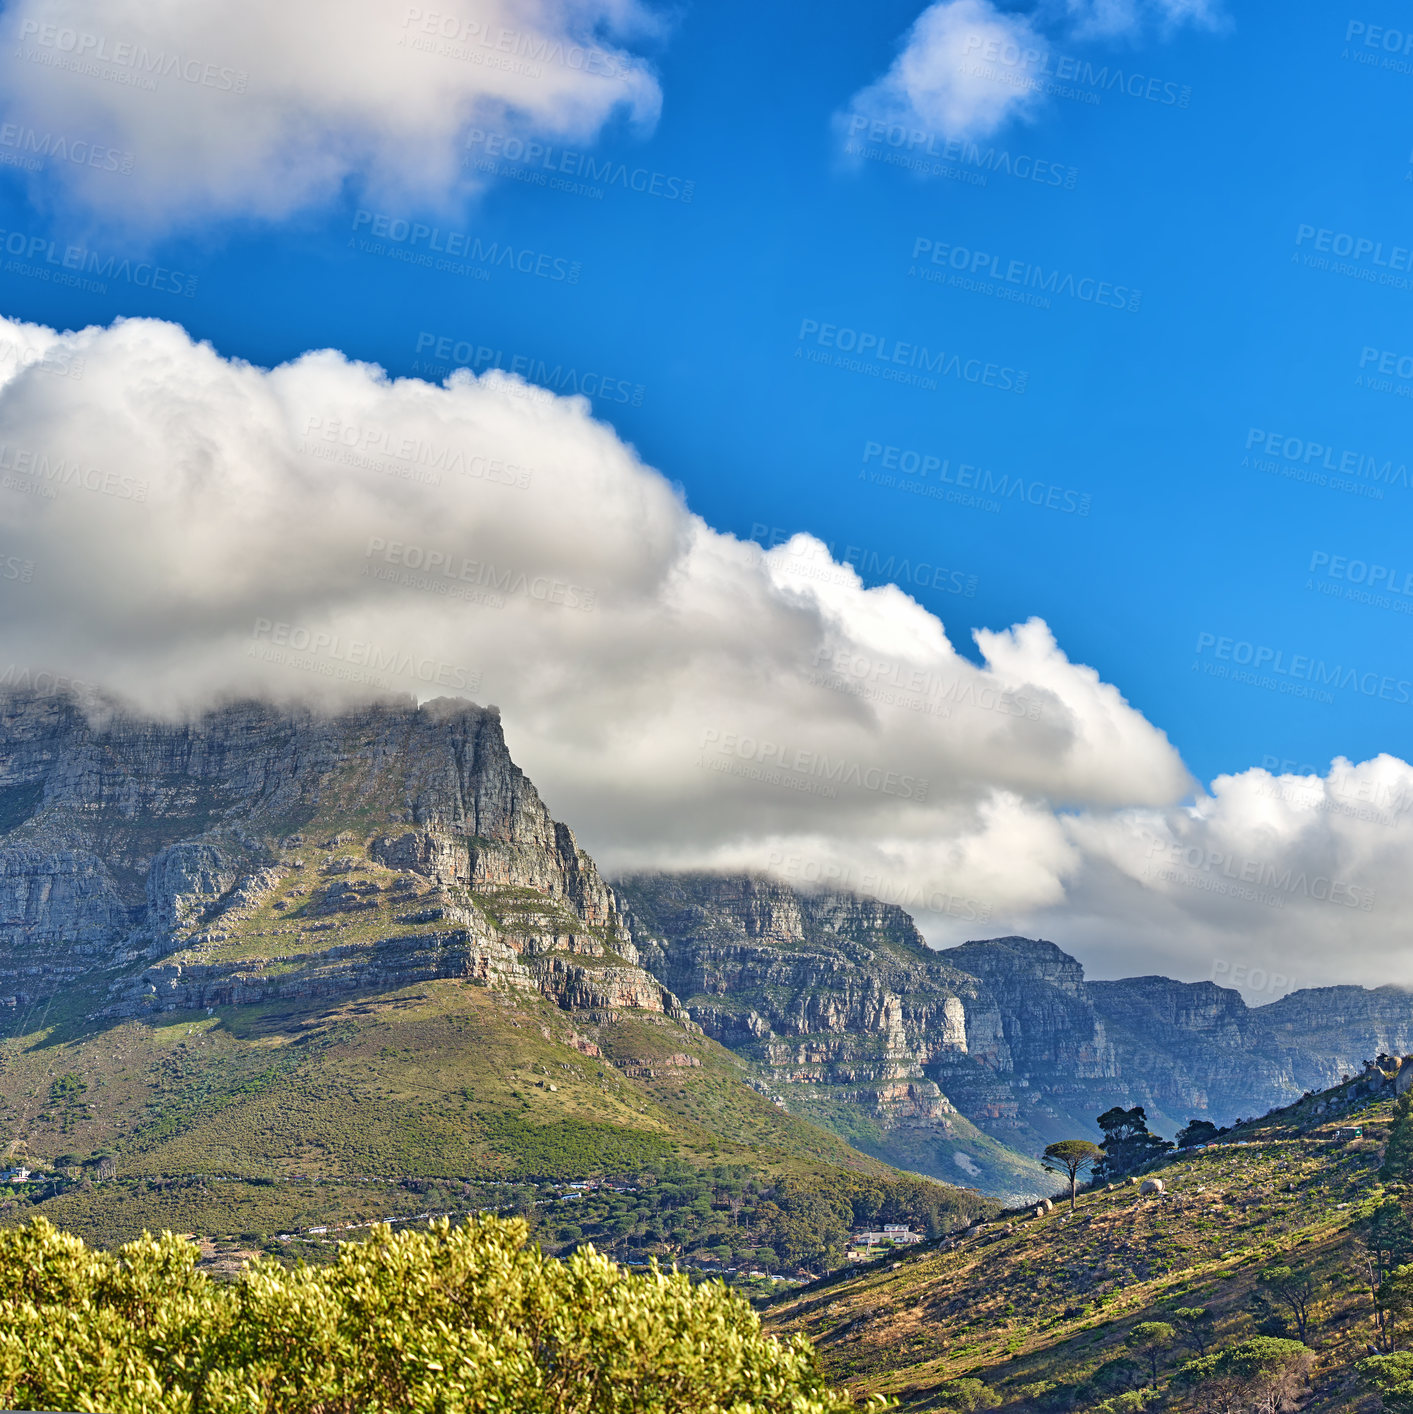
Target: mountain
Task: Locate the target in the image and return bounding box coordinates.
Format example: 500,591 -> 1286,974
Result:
613,873 -> 1413,1168
0,691 -> 991,1265
614,872 -> 1048,1198
764,1060 -> 1412,1412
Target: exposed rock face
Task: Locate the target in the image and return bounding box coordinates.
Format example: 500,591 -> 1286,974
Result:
616,873 -> 1413,1156
618,871 -> 981,1078
614,873 -> 1049,1199
0,692 -> 684,1024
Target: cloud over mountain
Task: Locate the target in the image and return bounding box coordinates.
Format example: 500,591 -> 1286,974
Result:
0,313 -> 1401,997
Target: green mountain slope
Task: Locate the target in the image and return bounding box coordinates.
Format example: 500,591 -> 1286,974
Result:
0,975 -> 993,1272
0,696 -> 995,1274
765,1063 -> 1408,1411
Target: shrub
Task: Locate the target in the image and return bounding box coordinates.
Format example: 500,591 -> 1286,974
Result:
935,1376 -> 1001,1412
0,1216 -> 872,1414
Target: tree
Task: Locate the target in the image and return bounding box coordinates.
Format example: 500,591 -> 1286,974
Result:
1379,1263 -> 1413,1356
1384,1093 -> 1413,1182
1175,1119 -> 1221,1149
1257,1265 -> 1323,1342
1096,1106 -> 1173,1180
1092,1357 -> 1145,1395
1361,1350 -> 1413,1414
936,1376 -> 1001,1412
1363,1205 -> 1413,1352
1043,1140 -> 1104,1213
1125,1321 -> 1175,1385
1357,1204 -> 1413,1346
0,1215 -> 863,1414
1173,1305 -> 1215,1356
1173,1338 -> 1311,1414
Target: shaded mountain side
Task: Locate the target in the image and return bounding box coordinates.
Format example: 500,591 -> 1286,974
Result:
0,976 -> 995,1270
0,692 -> 993,1264
614,874 -> 1050,1200
0,691 -> 671,1021
614,874 -> 1413,1165
946,944 -> 1413,1141
764,1062 -> 1412,1413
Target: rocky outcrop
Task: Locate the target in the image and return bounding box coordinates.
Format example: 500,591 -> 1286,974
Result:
616,873 -> 1413,1158
0,691 -> 683,1025
613,873 -> 1052,1198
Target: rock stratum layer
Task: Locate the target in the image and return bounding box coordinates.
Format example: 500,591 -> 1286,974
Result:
614,873 -> 1413,1169
0,692 -> 684,1025
4,692 -> 1407,1205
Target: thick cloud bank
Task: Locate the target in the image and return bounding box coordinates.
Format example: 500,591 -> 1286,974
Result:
0,314 -> 1401,996
0,0 -> 660,227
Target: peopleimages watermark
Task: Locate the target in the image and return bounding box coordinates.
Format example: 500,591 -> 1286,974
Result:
806,646 -> 1049,724
0,664 -> 99,700
1306,549 -> 1413,615
1355,344 -> 1413,402
249,618 -> 481,693
364,537 -> 597,612
1293,223 -> 1413,290
14,20 -> 248,93
1143,833 -> 1374,912
351,210 -> 580,284
842,113 -> 1078,190
398,8 -> 635,81
696,728 -> 929,802
766,849 -> 992,922
464,129 -> 694,204
412,331 -> 644,407
1241,427 -> 1404,502
1255,754 -> 1413,829
752,523 -> 977,597
0,226 -> 198,298
300,416 -> 531,489
795,319 -> 1027,394
0,342 -> 84,381
0,443 -> 148,502
0,553 -> 34,583
1193,630 -> 1412,705
957,32 -> 1191,109
1210,960 -> 1298,997
859,440 -> 1090,516
908,237 -> 1140,312
1342,19 -> 1413,74
0,123 -> 134,176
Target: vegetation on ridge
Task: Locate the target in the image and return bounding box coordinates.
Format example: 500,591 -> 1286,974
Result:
766,1064 -> 1412,1412
0,1213 -> 872,1413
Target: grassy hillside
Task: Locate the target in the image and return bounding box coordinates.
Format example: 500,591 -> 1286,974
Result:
0,976 -> 994,1275
766,1078 -> 1052,1206
766,1072 -> 1404,1411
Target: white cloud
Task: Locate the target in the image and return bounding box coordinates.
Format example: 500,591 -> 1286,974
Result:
842,0 -> 1222,149
0,0 -> 660,229
0,313 -> 1403,1000
843,0 -> 1050,145
1056,0 -> 1224,39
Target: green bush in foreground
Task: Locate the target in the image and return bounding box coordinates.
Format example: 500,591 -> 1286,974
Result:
0,1216 -> 875,1414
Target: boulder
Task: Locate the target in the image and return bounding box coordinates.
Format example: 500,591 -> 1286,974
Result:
1140,1178 -> 1165,1196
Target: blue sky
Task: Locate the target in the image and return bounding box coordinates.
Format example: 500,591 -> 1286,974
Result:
1,0 -> 1411,987
0,0 -> 1406,789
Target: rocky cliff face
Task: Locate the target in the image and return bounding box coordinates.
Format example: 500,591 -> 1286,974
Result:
615,872 -> 1413,1162
614,874 -> 1049,1198
0,692 -> 685,1025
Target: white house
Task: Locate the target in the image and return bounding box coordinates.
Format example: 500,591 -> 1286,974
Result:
1,1166 -> 32,1184
852,1223 -> 924,1247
